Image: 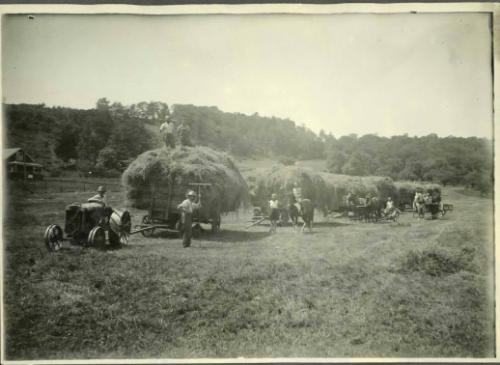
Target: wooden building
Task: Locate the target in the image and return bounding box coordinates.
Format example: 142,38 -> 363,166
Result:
4,148 -> 44,180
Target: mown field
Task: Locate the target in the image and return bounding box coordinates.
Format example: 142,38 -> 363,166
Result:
3,179 -> 495,359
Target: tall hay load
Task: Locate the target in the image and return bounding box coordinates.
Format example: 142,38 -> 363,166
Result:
251,166 -> 398,214
395,181 -> 442,207
319,173 -> 384,211
121,146 -> 248,219
252,166 -> 330,214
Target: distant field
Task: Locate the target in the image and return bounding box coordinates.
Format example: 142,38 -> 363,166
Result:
236,158 -> 327,174
3,182 -> 494,359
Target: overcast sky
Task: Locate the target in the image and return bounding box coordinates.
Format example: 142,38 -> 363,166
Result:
2,13 -> 493,138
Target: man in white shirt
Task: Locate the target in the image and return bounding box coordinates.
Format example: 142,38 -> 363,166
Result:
268,193 -> 280,233
160,117 -> 176,148
384,197 -> 395,216
177,190 -> 202,247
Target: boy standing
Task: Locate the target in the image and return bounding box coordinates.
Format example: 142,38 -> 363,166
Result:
269,193 -> 280,233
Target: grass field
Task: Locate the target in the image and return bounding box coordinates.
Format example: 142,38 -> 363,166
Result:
3,182 -> 495,359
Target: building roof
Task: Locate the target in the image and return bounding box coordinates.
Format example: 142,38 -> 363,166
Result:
3,148 -> 39,165
4,148 -> 21,160
7,161 -> 43,168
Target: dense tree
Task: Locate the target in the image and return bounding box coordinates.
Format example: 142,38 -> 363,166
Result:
4,102 -> 493,195
325,134 -> 493,194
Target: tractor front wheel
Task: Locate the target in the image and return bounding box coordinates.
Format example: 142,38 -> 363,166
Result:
88,226 -> 106,249
44,224 -> 63,252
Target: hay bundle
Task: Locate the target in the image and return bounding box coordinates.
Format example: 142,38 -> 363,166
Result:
319,173 -> 394,210
395,181 -> 442,206
251,166 -> 330,212
248,164 -> 443,213
249,165 -> 399,213
122,146 -> 248,216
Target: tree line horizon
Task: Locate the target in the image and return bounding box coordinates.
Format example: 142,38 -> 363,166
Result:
5,99 -> 493,194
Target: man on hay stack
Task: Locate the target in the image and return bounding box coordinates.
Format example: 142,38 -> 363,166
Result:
177,189 -> 202,248
160,116 -> 176,149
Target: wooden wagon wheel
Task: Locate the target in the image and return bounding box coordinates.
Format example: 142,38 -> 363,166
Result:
88,226 -> 106,249
192,223 -> 203,237
44,224 -> 63,252
141,215 -> 155,237
211,214 -> 221,233
109,230 -> 128,247
175,218 -> 184,238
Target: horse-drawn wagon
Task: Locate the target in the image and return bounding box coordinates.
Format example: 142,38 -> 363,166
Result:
413,188 -> 452,219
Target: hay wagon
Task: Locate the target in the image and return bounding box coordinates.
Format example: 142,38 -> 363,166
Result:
44,202 -> 132,252
137,182 -> 221,237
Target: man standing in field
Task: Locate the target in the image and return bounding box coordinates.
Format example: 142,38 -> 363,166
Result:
268,193 -> 280,233
177,190 -> 202,247
160,116 -> 176,148
292,181 -> 302,214
87,186 -> 107,206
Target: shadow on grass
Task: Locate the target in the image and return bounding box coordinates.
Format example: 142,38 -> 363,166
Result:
311,221 -> 351,228
199,229 -> 270,243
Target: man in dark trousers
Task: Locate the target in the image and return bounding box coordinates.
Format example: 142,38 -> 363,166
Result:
160,116 -> 176,148
177,190 -> 202,247
178,121 -> 193,147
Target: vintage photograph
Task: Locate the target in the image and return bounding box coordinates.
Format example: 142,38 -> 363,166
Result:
1,5 -> 496,361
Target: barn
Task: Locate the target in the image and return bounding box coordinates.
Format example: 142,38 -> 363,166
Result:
4,148 -> 44,180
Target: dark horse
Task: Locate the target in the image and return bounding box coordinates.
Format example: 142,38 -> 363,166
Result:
289,198 -> 314,233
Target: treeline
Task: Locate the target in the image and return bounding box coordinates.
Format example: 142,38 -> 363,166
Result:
4,100 -> 324,176
4,100 -> 493,194
172,104 -> 324,159
325,134 -> 493,194
5,100 -> 163,177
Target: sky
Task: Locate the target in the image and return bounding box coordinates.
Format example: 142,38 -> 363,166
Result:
2,12 -> 493,138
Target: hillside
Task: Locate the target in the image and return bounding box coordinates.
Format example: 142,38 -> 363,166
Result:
3,101 -> 493,194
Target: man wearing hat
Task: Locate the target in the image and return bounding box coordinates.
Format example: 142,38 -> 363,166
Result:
88,186 -> 107,206
177,190 -> 202,247
160,116 -> 176,148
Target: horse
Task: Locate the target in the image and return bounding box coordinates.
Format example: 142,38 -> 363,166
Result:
289,198 -> 314,233
366,197 -> 385,222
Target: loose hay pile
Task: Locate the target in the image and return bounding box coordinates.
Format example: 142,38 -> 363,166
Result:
122,146 -> 248,216
248,165 -> 396,214
395,181 -> 442,207
247,164 -> 443,214
249,165 -> 330,212
319,173 -> 395,211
